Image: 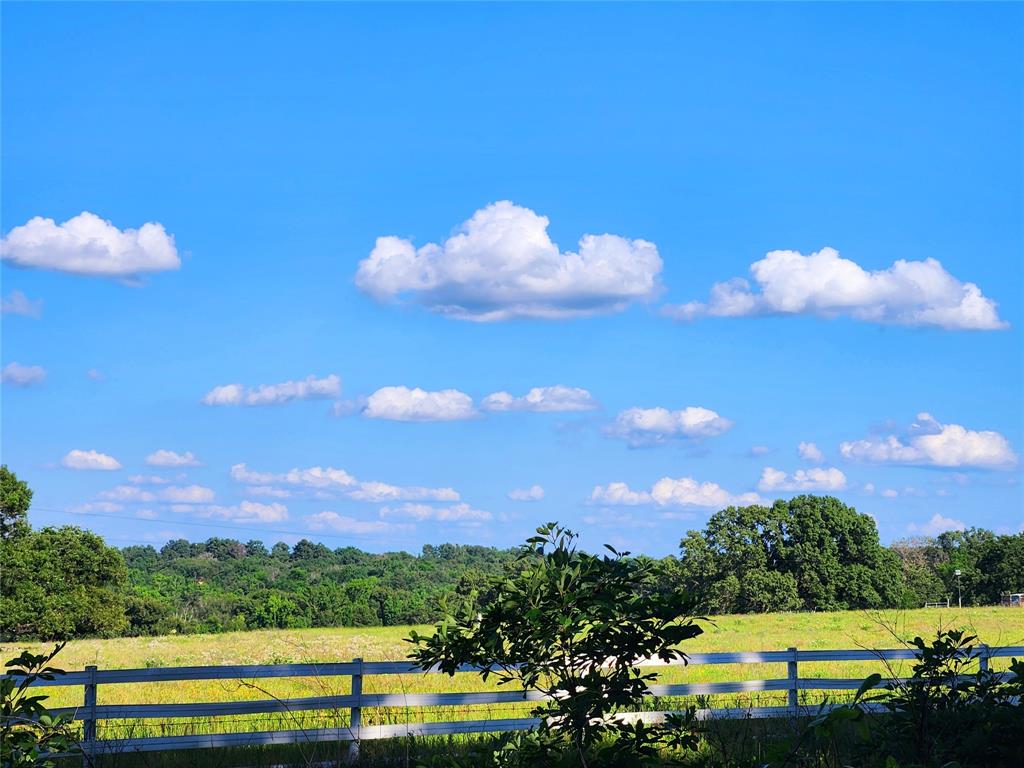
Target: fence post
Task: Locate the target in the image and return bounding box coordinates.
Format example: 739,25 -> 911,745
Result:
346,657 -> 363,764
787,647 -> 799,726
82,665 -> 97,767
979,644 -> 990,673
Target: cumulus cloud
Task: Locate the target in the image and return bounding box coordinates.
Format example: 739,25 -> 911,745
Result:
200,501 -> 288,523
882,488 -> 899,498
202,374 -> 340,406
305,511 -> 409,535
230,463 -> 357,489
355,201 -> 663,321
128,474 -> 170,485
748,445 -> 770,457
840,413 -> 1017,468
664,247 -> 1006,331
86,369 -> 106,381
1,362 -> 46,388
798,442 -> 825,464
508,485 -> 545,501
62,449 -> 122,471
379,502 -> 491,523
1,212 -> 180,278
158,485 -> 215,503
908,513 -> 966,537
100,485 -> 156,502
229,462 -> 458,505
605,406 -> 733,446
70,501 -> 124,514
145,449 -> 201,467
758,466 -> 847,492
482,385 -> 597,413
363,386 -> 476,421
347,481 -> 460,503
590,477 -> 761,508
244,486 -> 292,498
1,290 -> 42,318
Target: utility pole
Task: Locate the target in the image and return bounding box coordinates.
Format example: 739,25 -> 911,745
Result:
955,569 -> 962,609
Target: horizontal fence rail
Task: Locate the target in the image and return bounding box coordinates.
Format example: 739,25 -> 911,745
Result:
4,644 -> 1021,758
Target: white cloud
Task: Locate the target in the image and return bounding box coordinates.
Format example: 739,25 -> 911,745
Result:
863,483 -> 876,494
1,362 -> 46,388
908,513 -> 966,537
590,477 -> 760,508
145,449 -> 201,467
589,482 -> 652,506
86,368 -> 106,381
1,290 -> 42,317
482,386 -> 597,413
70,501 -> 124,514
231,462 -> 461,508
202,374 -> 341,406
158,485 -> 216,503
1,212 -> 180,277
129,474 -> 170,485
606,406 -> 733,446
244,486 -> 292,498
664,247 -> 1006,331
363,386 -> 476,422
230,463 -> 358,488
100,485 -> 156,502
305,511 -> 408,535
749,445 -> 770,457
136,509 -> 158,520
758,466 -> 847,492
347,481 -> 460,503
798,442 -> 825,464
62,449 -> 122,471
355,201 -> 663,321
201,501 -> 288,523
508,485 -> 545,502
379,502 -> 492,523
840,413 -> 1017,468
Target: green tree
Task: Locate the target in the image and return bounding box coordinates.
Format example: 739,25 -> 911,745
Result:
677,495 -> 904,613
0,466 -> 32,541
1,526 -> 128,640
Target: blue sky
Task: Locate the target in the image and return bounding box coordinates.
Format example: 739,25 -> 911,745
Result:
2,2 -> 1021,556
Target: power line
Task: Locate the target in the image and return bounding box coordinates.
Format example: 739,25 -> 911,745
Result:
28,505 -> 425,547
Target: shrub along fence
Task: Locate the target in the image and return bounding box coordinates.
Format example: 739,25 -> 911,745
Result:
8,645 -> 1022,761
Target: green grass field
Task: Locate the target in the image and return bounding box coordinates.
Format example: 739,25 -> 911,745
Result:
4,607 -> 1022,767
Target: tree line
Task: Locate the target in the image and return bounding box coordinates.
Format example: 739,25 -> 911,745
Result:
2,466 -> 1021,640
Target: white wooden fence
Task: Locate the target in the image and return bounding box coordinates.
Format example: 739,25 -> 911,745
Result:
10,644 -> 1022,758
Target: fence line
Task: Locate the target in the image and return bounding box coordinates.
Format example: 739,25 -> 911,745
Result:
5,644 -> 1021,757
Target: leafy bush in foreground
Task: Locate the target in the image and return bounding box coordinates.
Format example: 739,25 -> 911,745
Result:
409,522 -> 705,767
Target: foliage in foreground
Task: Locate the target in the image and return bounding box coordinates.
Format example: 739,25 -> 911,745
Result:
409,522 -> 705,767
0,643 -> 79,768
789,629 -> 1024,768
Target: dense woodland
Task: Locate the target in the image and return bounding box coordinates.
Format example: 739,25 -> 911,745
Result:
1,466 -> 1022,641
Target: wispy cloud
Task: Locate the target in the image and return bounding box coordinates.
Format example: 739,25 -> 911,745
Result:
202,374 -> 341,406
1,290 -> 42,317
1,362 -> 46,388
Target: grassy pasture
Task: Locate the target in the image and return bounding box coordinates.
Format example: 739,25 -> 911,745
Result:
4,607 -> 1022,766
